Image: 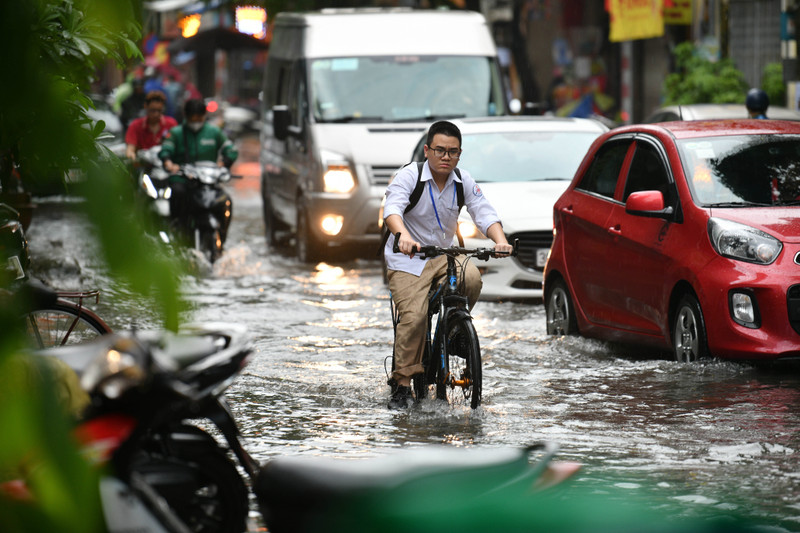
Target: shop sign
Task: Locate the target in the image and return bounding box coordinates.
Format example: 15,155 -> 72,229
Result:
664,0 -> 692,25
606,0 -> 665,42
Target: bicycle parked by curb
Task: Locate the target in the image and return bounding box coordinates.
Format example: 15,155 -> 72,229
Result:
1,201 -> 112,347
388,233 -> 515,409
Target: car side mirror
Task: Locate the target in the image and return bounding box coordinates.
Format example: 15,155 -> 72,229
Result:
625,190 -> 674,219
272,105 -> 290,141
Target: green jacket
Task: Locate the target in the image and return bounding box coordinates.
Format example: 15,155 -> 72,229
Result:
159,122 -> 238,173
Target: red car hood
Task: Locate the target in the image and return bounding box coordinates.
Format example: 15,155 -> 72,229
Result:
709,207 -> 800,244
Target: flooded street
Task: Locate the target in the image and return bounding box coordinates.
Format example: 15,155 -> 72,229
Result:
25,150 -> 800,531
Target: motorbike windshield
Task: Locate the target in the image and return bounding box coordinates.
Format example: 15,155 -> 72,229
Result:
309,56 -> 505,123
678,134 -> 800,206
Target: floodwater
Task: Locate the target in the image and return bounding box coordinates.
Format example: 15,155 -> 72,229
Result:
24,155 -> 800,531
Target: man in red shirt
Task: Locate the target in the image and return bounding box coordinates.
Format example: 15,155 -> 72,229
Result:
124,90 -> 177,160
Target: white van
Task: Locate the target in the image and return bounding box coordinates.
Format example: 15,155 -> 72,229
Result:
260,8 -> 509,262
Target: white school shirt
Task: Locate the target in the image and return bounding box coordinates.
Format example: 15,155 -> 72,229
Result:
383,160 -> 502,276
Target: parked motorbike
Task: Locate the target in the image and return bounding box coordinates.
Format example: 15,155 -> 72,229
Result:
0,319 -> 585,533
0,201 -> 30,285
2,322 -> 256,533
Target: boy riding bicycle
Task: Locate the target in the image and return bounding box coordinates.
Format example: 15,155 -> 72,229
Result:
383,120 -> 513,410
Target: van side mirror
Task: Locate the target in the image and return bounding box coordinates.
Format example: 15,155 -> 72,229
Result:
625,190 -> 674,218
272,105 -> 290,141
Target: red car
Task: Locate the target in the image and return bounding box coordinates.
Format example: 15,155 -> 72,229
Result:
543,119 -> 800,362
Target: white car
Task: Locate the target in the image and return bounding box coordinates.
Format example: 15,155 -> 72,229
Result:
645,103 -> 800,122
403,116 -> 608,301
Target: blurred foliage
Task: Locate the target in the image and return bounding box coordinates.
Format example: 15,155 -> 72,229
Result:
0,0 -> 186,530
761,61 -> 786,108
664,42 -> 748,105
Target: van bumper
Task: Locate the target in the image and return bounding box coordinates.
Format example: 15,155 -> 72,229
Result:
306,191 -> 383,247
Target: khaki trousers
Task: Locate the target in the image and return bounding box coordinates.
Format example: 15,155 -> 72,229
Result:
387,255 -> 482,381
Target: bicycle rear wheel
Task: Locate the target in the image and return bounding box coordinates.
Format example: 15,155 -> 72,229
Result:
24,300 -> 112,348
440,317 -> 482,409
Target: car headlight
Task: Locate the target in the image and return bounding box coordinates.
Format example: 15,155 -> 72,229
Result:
707,217 -> 782,264
321,150 -> 355,193
458,219 -> 486,240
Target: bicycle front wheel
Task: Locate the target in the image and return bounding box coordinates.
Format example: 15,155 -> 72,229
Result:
24,300 -> 112,348
440,317 -> 482,409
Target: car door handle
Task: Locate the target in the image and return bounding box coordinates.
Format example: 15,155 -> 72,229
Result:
560,205 -> 573,214
607,224 -> 622,236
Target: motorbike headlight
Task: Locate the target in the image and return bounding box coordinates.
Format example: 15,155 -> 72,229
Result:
708,217 -> 782,265
142,174 -> 158,199
81,340 -> 147,400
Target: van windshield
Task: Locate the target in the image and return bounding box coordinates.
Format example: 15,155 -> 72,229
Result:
309,56 -> 504,123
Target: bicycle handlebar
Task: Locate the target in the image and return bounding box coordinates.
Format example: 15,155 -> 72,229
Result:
392,232 -> 517,261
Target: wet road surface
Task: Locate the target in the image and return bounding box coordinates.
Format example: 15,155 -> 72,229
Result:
23,136 -> 800,531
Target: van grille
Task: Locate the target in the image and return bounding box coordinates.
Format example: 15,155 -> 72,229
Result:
368,165 -> 399,186
507,230 -> 553,272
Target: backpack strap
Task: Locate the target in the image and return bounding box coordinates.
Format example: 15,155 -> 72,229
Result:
404,162 -> 426,214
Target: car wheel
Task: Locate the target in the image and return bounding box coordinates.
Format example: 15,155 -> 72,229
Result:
672,293 -> 710,362
545,278 -> 577,335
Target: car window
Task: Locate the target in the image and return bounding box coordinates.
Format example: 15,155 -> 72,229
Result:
679,135 -> 800,205
576,139 -> 630,198
622,141 -> 670,202
458,131 -> 602,183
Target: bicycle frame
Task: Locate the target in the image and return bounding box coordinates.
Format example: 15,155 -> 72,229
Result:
426,254 -> 473,392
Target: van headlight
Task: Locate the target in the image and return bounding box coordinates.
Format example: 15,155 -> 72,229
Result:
708,217 -> 782,264
323,166 -> 355,193
321,150 -> 355,193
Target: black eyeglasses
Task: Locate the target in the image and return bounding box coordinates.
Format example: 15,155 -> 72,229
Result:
430,146 -> 462,159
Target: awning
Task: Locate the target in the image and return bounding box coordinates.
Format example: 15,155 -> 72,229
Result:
167,27 -> 269,54
143,0 -> 195,12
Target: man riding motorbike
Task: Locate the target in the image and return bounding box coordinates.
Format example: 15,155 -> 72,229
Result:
159,98 -> 238,239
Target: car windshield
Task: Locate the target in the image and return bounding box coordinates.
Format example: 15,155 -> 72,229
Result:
309,56 -> 504,123
678,135 -> 800,206
460,130 -> 601,183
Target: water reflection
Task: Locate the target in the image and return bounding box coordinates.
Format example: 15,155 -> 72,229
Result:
25,191 -> 800,530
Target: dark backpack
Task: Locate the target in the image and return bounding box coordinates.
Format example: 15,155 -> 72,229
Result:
378,162 -> 464,255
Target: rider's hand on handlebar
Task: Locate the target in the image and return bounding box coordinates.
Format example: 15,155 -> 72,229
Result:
164,160 -> 180,174
396,233 -> 421,258
493,242 -> 514,258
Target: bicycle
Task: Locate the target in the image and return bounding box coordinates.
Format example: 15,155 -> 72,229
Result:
388,233 -> 515,409
18,282 -> 112,348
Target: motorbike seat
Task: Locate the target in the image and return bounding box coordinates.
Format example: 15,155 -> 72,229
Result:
255,444 -> 555,523
151,334 -> 221,369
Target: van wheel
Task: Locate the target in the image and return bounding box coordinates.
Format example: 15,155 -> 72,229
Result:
672,293 -> 709,362
263,183 -> 288,248
296,205 -> 322,263
545,278 -> 577,335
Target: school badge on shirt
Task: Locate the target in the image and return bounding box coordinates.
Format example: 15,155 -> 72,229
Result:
473,184 -> 483,196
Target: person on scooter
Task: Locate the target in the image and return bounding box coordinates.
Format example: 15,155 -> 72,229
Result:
383,120 -> 513,409
124,90 -> 177,160
746,88 -> 769,119
159,98 -> 238,227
